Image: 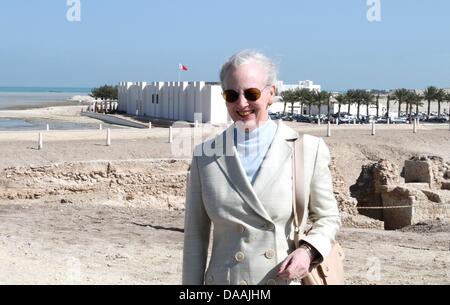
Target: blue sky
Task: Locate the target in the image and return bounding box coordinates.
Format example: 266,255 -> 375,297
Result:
0,0 -> 449,90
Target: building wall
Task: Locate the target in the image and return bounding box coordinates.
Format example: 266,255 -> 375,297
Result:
206,85 -> 229,125
118,82 -> 133,112
127,82 -> 146,116
118,81 -> 228,124
277,80 -> 321,93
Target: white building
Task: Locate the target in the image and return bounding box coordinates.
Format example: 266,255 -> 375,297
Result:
276,80 -> 321,93
118,81 -> 229,124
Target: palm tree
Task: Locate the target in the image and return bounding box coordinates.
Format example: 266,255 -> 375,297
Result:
385,93 -> 392,119
295,88 -> 311,116
305,91 -> 315,117
404,91 -> 421,119
423,86 -> 438,119
407,92 -> 413,118
280,90 -> 296,116
410,92 -> 423,118
405,96 -> 411,118
391,88 -> 410,118
445,93 -> 450,118
311,90 -> 322,118
362,91 -> 375,117
370,90 -> 385,117
318,91 -> 330,119
325,92 -> 332,121
310,89 -> 327,119
347,89 -> 365,119
435,88 -> 446,118
280,91 -> 288,115
345,91 -> 353,115
334,94 -> 347,121
375,94 -> 380,117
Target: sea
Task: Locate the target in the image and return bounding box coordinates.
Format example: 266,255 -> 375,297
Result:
0,87 -> 92,109
0,87 -> 99,131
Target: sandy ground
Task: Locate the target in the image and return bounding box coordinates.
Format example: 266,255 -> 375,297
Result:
1,200 -> 448,285
0,106 -> 449,284
0,105 -> 98,124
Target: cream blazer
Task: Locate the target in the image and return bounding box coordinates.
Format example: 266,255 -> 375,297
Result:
182,121 -> 340,285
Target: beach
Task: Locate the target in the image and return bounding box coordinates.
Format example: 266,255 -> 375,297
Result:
0,88 -> 105,130
1,106 -> 449,284
0,105 -> 123,131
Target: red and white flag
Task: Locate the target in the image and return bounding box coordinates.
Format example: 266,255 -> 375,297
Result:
179,63 -> 188,71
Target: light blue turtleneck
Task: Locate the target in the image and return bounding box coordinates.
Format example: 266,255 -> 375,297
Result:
234,119 -> 277,185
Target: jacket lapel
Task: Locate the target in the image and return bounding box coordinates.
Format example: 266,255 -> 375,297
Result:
212,121 -> 298,223
251,121 -> 298,198
213,125 -> 273,223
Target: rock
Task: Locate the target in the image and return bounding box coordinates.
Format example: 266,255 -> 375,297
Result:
442,182 -> 450,190
404,160 -> 432,184
422,190 -> 442,203
350,159 -> 400,221
445,171 -> 450,179
382,185 -> 448,230
405,182 -> 431,190
335,193 -> 358,215
373,159 -> 400,193
340,212 -> 384,229
421,189 -> 450,203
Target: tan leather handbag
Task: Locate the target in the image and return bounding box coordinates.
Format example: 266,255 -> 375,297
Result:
292,136 -> 345,285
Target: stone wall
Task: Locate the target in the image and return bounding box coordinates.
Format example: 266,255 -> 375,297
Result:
351,156 -> 450,230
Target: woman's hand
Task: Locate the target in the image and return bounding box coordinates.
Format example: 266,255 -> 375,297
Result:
277,247 -> 312,281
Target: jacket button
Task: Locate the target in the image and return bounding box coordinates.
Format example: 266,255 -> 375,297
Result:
266,279 -> 277,285
235,252 -> 245,262
239,280 -> 248,285
265,249 -> 275,259
238,224 -> 246,233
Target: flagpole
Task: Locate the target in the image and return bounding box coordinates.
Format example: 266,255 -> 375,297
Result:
178,69 -> 180,83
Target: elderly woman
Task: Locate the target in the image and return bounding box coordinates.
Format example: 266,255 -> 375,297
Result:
182,50 -> 340,285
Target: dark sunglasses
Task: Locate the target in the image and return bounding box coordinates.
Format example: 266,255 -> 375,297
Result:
222,86 -> 270,103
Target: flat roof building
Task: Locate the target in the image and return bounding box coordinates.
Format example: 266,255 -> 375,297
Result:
118,81 -> 229,124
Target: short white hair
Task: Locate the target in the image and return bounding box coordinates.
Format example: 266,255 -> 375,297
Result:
220,50 -> 278,89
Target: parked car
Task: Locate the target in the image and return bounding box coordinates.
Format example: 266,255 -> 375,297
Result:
425,116 -> 448,123
360,115 -> 378,124
281,114 -> 294,121
338,115 -> 354,124
296,115 -> 312,123
269,112 -> 282,120
391,117 -> 409,124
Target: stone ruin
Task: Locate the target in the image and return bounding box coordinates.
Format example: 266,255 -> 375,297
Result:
330,159 -> 384,229
350,156 -> 450,230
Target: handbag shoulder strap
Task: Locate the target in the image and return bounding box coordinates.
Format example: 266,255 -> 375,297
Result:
292,134 -> 305,249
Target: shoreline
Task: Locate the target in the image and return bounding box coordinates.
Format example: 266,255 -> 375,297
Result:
0,100 -> 91,111
0,104 -> 109,131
